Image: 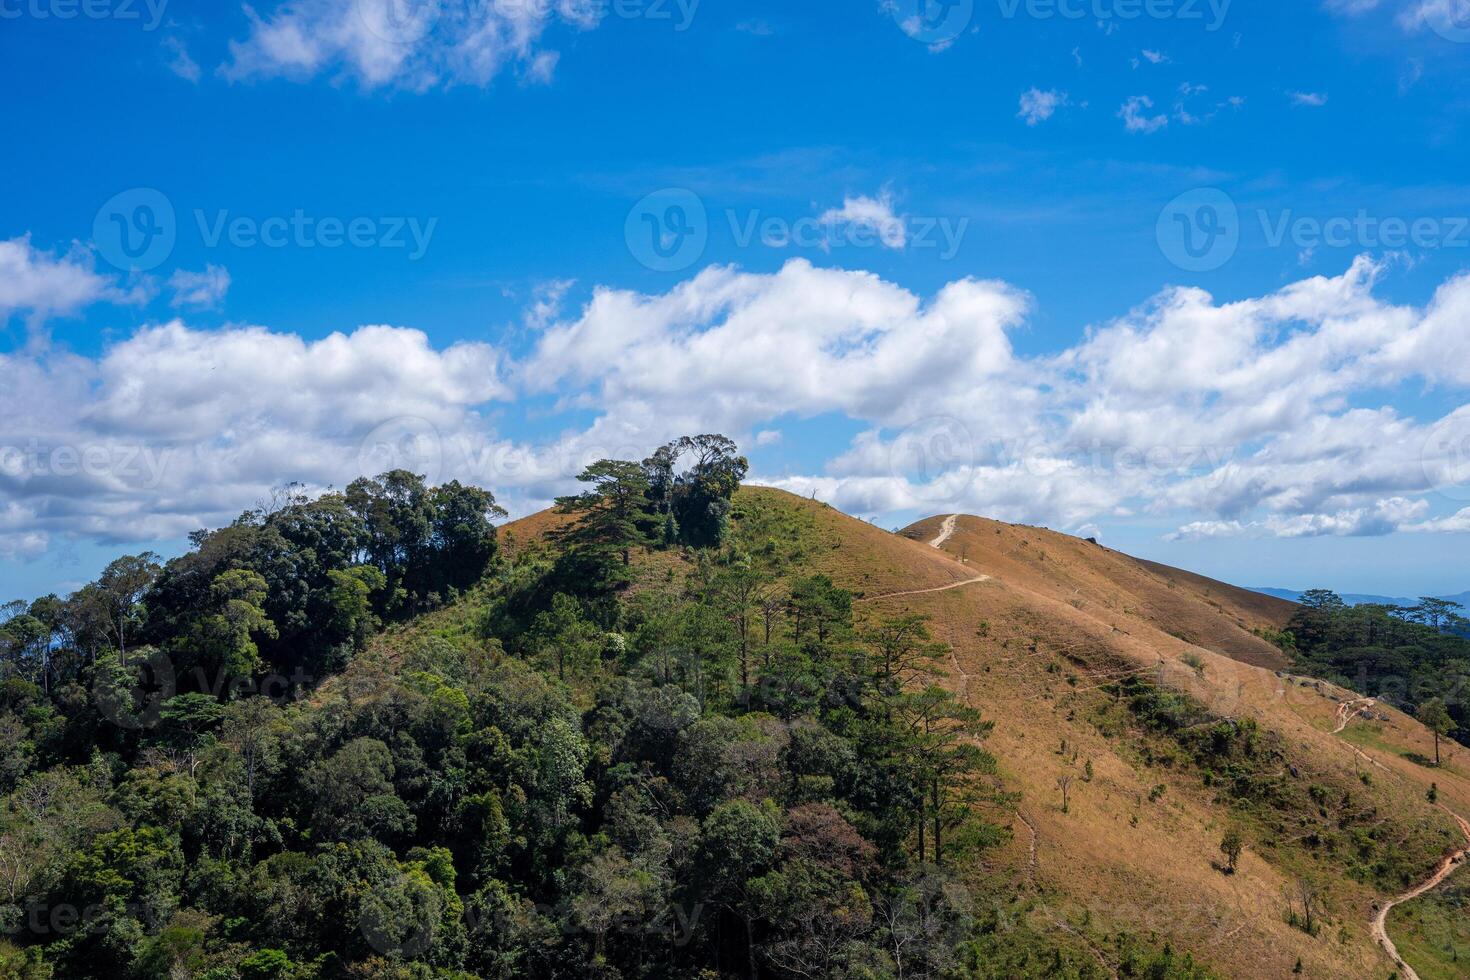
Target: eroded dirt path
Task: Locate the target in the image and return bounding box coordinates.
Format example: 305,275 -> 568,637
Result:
855,575 -> 990,604
929,514 -> 959,549
1330,697 -> 1470,979
1370,807 -> 1470,980
1333,697 -> 1376,735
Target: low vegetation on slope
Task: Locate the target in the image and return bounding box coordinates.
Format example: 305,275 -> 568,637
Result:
1271,589 -> 1470,760
1387,875 -> 1470,980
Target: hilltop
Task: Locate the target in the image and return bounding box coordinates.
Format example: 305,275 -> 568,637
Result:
497,486 -> 1470,978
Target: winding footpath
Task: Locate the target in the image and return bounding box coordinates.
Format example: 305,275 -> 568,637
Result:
859,516 -> 989,603
1333,697 -> 1376,735
1333,699 -> 1470,979
928,514 -> 960,548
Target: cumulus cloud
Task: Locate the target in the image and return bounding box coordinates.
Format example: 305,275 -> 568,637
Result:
8,255 -> 1470,564
0,322 -> 511,549
1018,88 -> 1068,126
1118,95 -> 1169,133
0,235 -> 144,324
168,265 -> 231,309
815,194 -> 908,249
220,0 -> 593,91
1168,498 -> 1430,540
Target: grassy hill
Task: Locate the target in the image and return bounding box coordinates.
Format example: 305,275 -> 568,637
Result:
481,487 -> 1470,979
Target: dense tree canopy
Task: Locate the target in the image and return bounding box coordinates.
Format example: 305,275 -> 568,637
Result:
1284,592 -> 1470,750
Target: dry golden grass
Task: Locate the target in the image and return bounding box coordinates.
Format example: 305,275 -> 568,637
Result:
794,493 -> 1467,978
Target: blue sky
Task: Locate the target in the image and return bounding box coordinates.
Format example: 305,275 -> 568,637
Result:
4,0 -> 1470,601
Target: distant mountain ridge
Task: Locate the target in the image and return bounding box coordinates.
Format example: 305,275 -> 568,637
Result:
1252,587 -> 1470,608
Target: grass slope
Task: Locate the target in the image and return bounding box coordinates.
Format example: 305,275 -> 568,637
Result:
386,487 -> 1470,979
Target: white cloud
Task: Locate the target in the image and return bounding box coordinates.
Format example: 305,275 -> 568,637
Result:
0,322 -> 511,549
220,0 -> 591,91
162,36 -> 202,82
1018,88 -> 1068,126
1168,498 -> 1430,540
1118,95 -> 1169,133
10,256 -> 1470,563
0,236 -> 142,324
1290,91 -> 1330,107
815,194 -> 908,249
168,265 -> 232,309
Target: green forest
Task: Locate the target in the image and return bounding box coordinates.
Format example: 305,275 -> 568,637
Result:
0,435 -> 1211,979
1277,590 -> 1470,757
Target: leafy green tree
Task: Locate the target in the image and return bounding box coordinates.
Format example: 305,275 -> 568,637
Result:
699,799 -> 780,977
555,459 -> 654,568
328,564 -> 387,650
530,594 -> 602,682
185,569 -> 277,677
890,686 -> 996,866
1219,829 -> 1243,873
711,561 -> 774,703
1417,697 -> 1455,766
307,737 -> 415,842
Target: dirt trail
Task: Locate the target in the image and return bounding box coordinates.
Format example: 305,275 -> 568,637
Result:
929,514 -> 959,549
856,575 -> 990,604
1329,696 -> 1470,979
1370,807 -> 1470,980
1333,697 -> 1376,734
